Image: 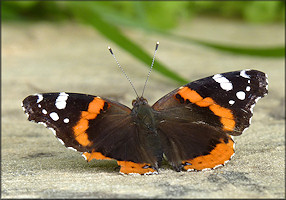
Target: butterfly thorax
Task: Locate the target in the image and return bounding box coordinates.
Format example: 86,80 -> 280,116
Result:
131,97 -> 163,166
131,97 -> 157,133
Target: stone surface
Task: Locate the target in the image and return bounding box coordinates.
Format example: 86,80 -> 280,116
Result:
2,18 -> 285,198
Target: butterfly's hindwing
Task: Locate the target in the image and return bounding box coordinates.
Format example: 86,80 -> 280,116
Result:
152,69 -> 268,170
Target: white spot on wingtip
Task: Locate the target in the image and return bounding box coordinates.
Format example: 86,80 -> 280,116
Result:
187,168 -> 195,172
42,109 -> 47,114
236,91 -> 246,100
36,94 -> 43,103
246,86 -> 251,91
55,92 -> 69,109
63,118 -> 69,123
213,74 -> 233,91
240,70 -> 251,79
229,100 -> 235,105
212,74 -> 221,79
50,112 -> 59,121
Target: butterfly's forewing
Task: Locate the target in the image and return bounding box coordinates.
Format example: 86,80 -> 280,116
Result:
152,69 -> 268,170
153,70 -> 268,135
22,93 -> 158,174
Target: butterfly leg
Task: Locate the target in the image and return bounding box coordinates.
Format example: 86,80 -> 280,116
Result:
117,161 -> 159,175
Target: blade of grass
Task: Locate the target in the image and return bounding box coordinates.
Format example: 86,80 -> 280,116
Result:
161,32 -> 285,57
92,5 -> 284,57
67,2 -> 188,85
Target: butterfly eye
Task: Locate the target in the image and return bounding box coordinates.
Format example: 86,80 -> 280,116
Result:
142,98 -> 148,105
132,99 -> 137,106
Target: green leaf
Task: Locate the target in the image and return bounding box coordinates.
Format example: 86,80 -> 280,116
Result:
67,2 -> 188,85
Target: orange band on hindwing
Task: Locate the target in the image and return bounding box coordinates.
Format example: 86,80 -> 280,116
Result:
82,150 -> 112,162
73,97 -> 107,147
183,137 -> 235,171
117,161 -> 158,175
177,87 -> 235,131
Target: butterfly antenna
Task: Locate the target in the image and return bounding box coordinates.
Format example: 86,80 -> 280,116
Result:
141,42 -> 159,97
108,46 -> 139,98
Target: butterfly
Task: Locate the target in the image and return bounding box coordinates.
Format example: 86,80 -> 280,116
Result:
22,42 -> 268,175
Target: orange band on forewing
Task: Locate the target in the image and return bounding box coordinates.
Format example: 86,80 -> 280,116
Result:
73,97 -> 106,147
73,119 -> 88,137
117,161 -> 157,175
75,132 -> 90,146
196,97 -> 215,107
209,104 -> 233,119
220,118 -> 236,131
183,137 -> 235,171
178,87 -> 203,103
209,104 -> 235,131
177,87 -> 235,131
88,98 -> 106,114
82,150 -> 112,162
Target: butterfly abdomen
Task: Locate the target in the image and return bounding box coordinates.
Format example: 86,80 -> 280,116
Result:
131,98 -> 164,167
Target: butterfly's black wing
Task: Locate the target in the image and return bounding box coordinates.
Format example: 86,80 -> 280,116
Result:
22,93 -> 158,174
152,69 -> 268,171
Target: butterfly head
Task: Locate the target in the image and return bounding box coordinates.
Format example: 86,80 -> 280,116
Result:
132,97 -> 148,108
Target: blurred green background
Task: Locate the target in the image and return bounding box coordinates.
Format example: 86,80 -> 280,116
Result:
2,1 -> 285,26
2,1 -> 285,84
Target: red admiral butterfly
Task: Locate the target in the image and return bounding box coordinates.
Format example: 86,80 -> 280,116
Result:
22,42 -> 268,175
